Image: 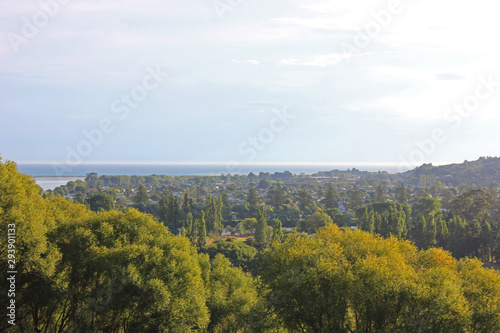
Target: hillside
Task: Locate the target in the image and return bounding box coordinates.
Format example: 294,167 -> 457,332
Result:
399,156 -> 500,187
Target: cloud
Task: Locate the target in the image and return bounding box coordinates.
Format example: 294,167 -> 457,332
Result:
280,54 -> 344,67
435,73 -> 466,81
232,59 -> 260,65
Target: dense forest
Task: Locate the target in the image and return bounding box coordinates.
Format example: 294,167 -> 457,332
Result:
2,157 -> 500,332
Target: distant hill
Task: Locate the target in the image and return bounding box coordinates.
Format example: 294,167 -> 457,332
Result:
315,157 -> 500,188
399,156 -> 500,187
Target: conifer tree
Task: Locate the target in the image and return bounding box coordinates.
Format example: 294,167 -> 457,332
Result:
247,186 -> 259,206
396,184 -> 408,204
272,182 -> 285,207
375,184 -> 385,203
349,186 -> 363,210
186,212 -> 194,240
134,184 -> 149,204
324,183 -> 337,209
255,206 -> 268,243
197,211 -> 207,251
272,218 -> 283,243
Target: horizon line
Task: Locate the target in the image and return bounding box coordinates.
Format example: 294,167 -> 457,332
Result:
15,160 -> 459,167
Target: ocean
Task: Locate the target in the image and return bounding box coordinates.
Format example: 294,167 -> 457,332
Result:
19,163 -> 403,177
19,163 -> 404,190
33,176 -> 86,191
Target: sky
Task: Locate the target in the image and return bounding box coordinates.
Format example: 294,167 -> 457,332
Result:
1,0 -> 500,169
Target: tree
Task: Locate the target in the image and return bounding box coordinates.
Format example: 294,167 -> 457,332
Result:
207,240 -> 257,272
185,212 -> 195,241
0,160 -> 211,333
255,206 -> 267,243
359,208 -> 376,234
196,211 -> 207,251
349,186 -> 363,210
260,225 -> 482,333
297,212 -> 333,234
375,184 -> 386,202
207,254 -> 258,333
133,184 -> 149,204
450,189 -> 493,222
85,192 -> 115,212
297,188 -> 315,212
271,182 -> 284,207
237,218 -> 257,235
205,195 -> 223,235
247,187 -> 259,206
324,183 -> 338,209
260,227 -> 350,333
84,172 -> 100,189
158,194 -> 179,234
396,184 -> 408,204
412,195 -> 441,219
271,219 -> 283,243
182,192 -> 191,219
489,182 -> 498,201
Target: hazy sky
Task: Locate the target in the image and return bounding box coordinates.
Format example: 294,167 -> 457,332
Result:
1,0 -> 499,168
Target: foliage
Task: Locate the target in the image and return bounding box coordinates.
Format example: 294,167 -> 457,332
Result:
260,224 -> 500,333
297,211 -> 333,234
206,254 -> 258,333
255,206 -> 268,244
206,240 -> 257,272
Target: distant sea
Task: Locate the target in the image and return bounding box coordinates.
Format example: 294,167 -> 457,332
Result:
19,163 -> 403,190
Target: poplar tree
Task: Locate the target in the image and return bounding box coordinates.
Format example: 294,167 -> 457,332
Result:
272,218 -> 283,243
272,182 -> 284,207
197,211 -> 207,251
375,185 -> 385,203
324,183 -> 337,209
247,186 -> 259,206
255,206 -> 268,243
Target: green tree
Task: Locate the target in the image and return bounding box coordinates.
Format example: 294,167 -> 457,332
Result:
297,211 -> 333,234
207,240 -> 257,272
206,254 -> 258,333
324,183 -> 338,209
375,184 -> 386,202
133,184 -> 149,204
85,192 -> 115,212
158,194 -> 179,233
297,188 -> 315,212
247,186 -> 259,206
349,186 -> 363,210
205,195 -> 223,235
271,182 -> 284,208
396,184 -> 408,204
255,206 -> 268,243
271,218 -> 283,243
196,211 -> 207,251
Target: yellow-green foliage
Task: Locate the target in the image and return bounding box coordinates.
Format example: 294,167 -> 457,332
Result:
0,160 -> 212,332
261,224 -> 500,333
